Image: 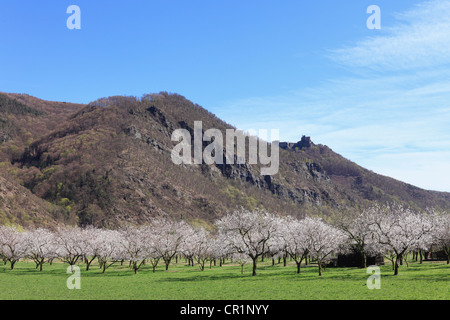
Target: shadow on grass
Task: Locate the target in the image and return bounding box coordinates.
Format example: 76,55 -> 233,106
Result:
0,265 -> 138,278
2,261 -> 447,283
153,266 -> 333,283
155,262 -> 450,284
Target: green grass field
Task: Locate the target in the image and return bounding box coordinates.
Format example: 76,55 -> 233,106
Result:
0,259 -> 448,300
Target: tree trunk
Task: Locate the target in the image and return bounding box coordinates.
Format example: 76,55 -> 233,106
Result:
362,251 -> 367,269
394,257 -> 400,276
252,258 -> 257,276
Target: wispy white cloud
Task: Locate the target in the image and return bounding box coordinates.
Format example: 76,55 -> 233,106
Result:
331,0 -> 450,71
361,151 -> 450,192
217,0 -> 450,192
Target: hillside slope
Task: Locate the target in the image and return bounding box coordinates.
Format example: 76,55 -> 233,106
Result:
1,92 -> 449,227
0,92 -> 84,227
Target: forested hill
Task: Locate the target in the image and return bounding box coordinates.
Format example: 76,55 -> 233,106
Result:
1,92 -> 449,228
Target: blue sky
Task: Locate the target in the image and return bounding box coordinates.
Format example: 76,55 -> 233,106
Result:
1,1 -> 449,192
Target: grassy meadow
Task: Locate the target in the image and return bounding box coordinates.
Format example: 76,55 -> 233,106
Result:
0,259 -> 448,300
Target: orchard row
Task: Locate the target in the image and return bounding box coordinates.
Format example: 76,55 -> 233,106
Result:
1,204 -> 449,276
